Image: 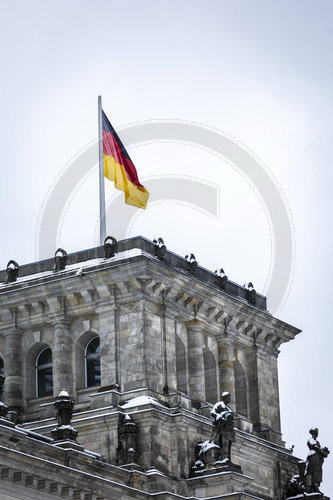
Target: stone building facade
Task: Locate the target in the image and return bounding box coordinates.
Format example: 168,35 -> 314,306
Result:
0,236 -> 314,499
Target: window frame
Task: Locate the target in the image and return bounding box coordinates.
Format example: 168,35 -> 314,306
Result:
35,347 -> 53,398
84,336 -> 101,388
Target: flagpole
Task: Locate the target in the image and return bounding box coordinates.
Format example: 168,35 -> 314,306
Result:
98,95 -> 106,245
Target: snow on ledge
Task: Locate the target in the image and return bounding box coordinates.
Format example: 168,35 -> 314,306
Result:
120,396 -> 165,409
0,249 -> 150,288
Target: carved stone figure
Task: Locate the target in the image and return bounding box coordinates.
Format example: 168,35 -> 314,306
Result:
245,282 -> 256,304
117,413 -> 138,464
286,474 -> 305,496
303,428 -> 330,493
51,389 -> 78,442
210,391 -> 235,462
215,268 -> 228,290
192,391 -> 237,473
185,253 -> 198,274
54,248 -> 67,271
104,236 -> 118,259
6,260 -> 19,283
153,237 -> 167,260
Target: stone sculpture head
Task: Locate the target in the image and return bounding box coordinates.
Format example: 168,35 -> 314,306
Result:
6,260 -> 19,283
104,236 -> 117,259
309,428 -> 319,439
54,248 -> 67,271
221,391 -> 231,404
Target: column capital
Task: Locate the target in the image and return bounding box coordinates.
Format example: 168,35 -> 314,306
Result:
186,319 -> 204,328
3,327 -> 24,339
49,316 -> 72,328
217,334 -> 236,347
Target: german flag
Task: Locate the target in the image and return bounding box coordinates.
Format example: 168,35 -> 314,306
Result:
102,111 -> 149,209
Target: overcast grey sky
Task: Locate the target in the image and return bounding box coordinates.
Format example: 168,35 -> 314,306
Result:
0,0 -> 332,493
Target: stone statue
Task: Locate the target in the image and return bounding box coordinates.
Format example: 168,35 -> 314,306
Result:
153,237 -> 166,260
191,391 -> 240,474
303,427 -> 330,493
185,253 -> 198,274
215,268 -> 228,290
6,260 -> 19,283
210,391 -> 235,461
104,236 -> 117,259
54,248 -> 67,271
117,413 -> 138,464
245,282 -> 256,305
286,474 -> 305,496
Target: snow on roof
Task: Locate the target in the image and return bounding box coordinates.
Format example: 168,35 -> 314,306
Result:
120,396 -> 165,409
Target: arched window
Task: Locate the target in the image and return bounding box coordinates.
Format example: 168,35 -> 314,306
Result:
36,347 -> 53,398
85,337 -> 101,387
176,335 -> 187,394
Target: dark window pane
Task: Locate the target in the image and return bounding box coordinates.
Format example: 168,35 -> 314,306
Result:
85,337 -> 100,387
86,358 -> 101,387
36,348 -> 53,397
37,348 -> 52,367
86,337 -> 100,356
38,365 -> 53,397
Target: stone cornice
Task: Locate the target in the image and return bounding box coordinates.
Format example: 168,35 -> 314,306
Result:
0,236 -> 267,306
0,252 -> 301,350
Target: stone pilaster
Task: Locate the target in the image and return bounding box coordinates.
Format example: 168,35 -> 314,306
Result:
245,346 -> 259,426
217,338 -> 236,411
51,319 -> 74,396
245,345 -> 282,443
118,300 -> 146,392
164,312 -> 177,392
270,349 -> 281,433
187,320 -> 205,405
4,328 -> 24,421
97,305 -> 118,389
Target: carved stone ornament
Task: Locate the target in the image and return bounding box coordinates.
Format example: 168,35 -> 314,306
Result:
185,253 -> 198,274
51,389 -> 78,442
215,268 -> 228,290
54,248 -> 67,272
104,236 -> 118,259
153,237 -> 167,260
303,428 -> 330,494
6,260 -> 19,283
117,413 -> 138,464
286,474 -> 305,497
245,282 -> 256,305
284,428 -> 330,498
192,392 -> 239,475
